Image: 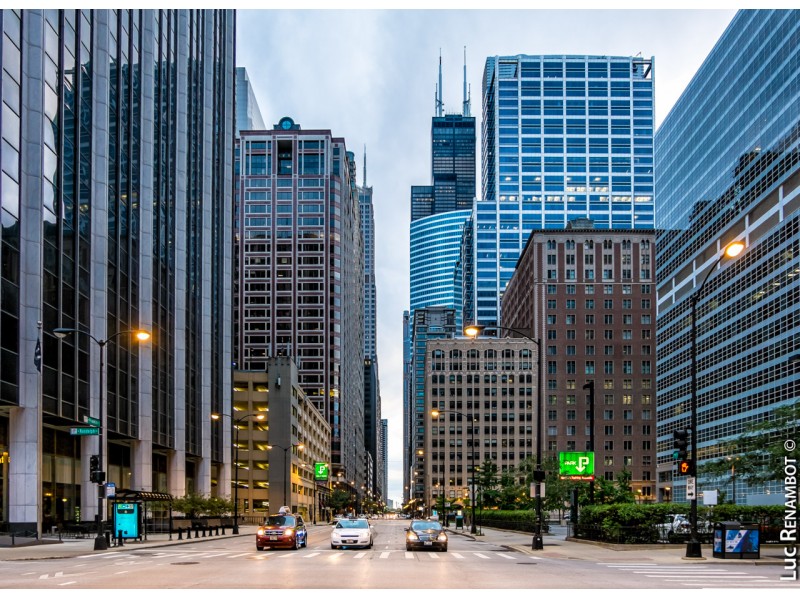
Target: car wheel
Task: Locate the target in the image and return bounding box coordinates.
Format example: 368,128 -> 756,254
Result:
406,545 -> 412,551
257,545 -> 264,551
331,543 -> 337,549
291,536 -> 300,550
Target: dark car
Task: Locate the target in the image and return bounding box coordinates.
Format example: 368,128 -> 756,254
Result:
405,519 -> 448,552
256,512 -> 307,550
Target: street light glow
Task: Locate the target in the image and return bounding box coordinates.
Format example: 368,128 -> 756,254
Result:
463,324 -> 483,337
724,240 -> 745,258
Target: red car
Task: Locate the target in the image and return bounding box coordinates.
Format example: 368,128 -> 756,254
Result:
256,512 -> 308,550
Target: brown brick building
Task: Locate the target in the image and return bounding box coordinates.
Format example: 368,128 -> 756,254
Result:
502,221 -> 657,501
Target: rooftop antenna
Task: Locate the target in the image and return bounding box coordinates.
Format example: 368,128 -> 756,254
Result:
463,46 -> 471,117
363,145 -> 367,188
437,49 -> 444,117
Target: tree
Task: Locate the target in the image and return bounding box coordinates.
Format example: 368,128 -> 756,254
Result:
326,489 -> 353,516
476,459 -> 499,508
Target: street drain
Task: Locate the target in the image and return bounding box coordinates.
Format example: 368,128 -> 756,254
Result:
171,561 -> 199,565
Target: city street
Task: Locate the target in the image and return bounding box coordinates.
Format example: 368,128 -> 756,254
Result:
0,520 -> 794,591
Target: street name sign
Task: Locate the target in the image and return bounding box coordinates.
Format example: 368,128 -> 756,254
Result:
559,451 -> 595,481
84,416 -> 101,427
70,427 -> 99,436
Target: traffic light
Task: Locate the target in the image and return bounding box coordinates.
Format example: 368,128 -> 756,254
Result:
89,454 -> 103,483
678,459 -> 694,475
672,429 -> 689,461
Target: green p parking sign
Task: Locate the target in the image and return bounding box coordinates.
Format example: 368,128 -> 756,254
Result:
314,462 -> 329,481
559,451 -> 595,480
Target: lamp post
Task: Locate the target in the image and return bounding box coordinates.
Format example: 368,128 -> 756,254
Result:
686,240 -> 745,559
431,408 -> 478,534
53,327 -> 151,551
212,412 -> 265,534
464,323 -> 544,550
583,380 -> 595,505
269,443 -> 304,512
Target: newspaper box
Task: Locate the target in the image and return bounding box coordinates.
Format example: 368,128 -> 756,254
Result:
712,521 -> 760,559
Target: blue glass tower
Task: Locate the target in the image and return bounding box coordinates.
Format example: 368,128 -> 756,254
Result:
655,10 -> 800,503
478,55 -> 655,326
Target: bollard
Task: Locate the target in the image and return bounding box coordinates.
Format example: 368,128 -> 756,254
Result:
105,531 -> 112,547
202,526 -> 206,538
178,528 -> 183,540
194,526 -> 200,539
117,530 -> 124,547
221,524 -> 226,535
215,526 -> 219,536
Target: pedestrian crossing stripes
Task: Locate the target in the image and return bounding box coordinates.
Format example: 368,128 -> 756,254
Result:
127,548 -> 523,563
600,562 -> 792,587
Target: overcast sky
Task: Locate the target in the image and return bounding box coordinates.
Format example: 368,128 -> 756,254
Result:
235,8 -> 739,505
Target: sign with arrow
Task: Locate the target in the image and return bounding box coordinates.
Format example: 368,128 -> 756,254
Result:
559,451 -> 595,480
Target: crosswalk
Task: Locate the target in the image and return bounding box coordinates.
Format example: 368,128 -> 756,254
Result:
600,562 -> 794,588
118,548 -> 522,563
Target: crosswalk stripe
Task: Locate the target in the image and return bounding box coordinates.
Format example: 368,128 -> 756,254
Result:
379,552 -> 390,559
303,552 -> 320,559
228,553 -> 251,558
451,553 -> 464,559
473,553 -> 490,559
428,553 -> 440,559
353,552 -> 366,559
498,553 -> 515,560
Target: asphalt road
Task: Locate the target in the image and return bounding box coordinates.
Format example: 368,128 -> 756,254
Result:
0,519 -> 794,593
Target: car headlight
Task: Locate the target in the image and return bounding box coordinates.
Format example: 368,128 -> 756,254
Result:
406,531 -> 419,541
437,532 -> 448,542
257,528 -> 265,536
283,528 -> 294,537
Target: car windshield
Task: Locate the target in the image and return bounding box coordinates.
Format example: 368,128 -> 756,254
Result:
411,521 -> 441,532
337,519 -> 369,529
265,515 -> 295,527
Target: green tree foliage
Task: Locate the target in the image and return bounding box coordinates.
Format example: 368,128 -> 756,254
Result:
700,402 -> 799,486
171,492 -> 233,518
326,489 -> 353,515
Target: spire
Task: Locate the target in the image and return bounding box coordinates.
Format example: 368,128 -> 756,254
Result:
437,49 -> 444,117
363,145 -> 367,188
463,46 -> 470,117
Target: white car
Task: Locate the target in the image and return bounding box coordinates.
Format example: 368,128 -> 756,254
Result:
330,517 -> 373,549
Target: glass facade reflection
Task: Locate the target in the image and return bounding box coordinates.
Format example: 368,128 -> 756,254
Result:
0,9 -> 235,533
655,10 -> 800,503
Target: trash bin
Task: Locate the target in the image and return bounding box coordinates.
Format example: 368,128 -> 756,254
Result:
713,521 -> 760,559
455,515 -> 464,529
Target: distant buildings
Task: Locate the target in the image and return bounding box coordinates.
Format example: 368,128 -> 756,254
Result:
476,55 -> 656,326
234,117 -> 366,507
654,9 -> 800,503
235,67 -> 266,135
503,222 -> 657,500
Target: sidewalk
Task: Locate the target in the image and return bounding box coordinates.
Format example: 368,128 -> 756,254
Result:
0,522 -> 789,566
446,524 -> 788,566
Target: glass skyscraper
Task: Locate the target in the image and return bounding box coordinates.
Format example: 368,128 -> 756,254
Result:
235,66 -> 266,135
655,10 -> 800,503
409,209 -> 472,319
477,55 -> 656,326
0,9 -> 235,534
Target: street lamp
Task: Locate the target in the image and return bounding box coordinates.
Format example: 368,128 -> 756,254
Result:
269,442 -> 304,513
432,408 -> 478,534
686,239 -> 745,559
212,411 -> 265,534
465,324 -> 545,550
53,327 -> 151,551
